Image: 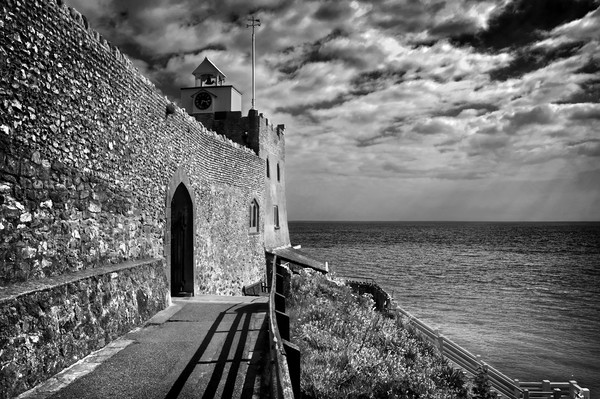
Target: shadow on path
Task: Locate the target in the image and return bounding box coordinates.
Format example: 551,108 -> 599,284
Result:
166,303 -> 269,399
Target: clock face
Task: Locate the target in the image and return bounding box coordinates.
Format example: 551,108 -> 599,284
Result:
195,92 -> 212,110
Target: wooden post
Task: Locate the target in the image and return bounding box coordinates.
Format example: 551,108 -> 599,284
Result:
580,388 -> 590,399
523,388 -> 529,399
553,388 -> 562,399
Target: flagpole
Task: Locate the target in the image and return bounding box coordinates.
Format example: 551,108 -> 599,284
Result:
247,15 -> 261,110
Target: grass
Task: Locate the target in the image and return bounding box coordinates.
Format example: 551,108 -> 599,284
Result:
287,269 -> 472,399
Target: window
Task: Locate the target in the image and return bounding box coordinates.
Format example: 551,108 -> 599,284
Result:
277,163 -> 280,182
249,199 -> 259,233
273,205 -> 280,229
266,158 -> 270,178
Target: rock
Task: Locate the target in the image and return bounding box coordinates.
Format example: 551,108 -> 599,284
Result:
31,151 -> 41,164
21,246 -> 36,259
88,202 -> 101,213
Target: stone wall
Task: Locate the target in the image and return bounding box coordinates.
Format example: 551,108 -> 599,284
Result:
0,259 -> 169,398
192,109 -> 292,251
254,112 -> 290,250
0,0 -> 269,395
0,0 -> 266,291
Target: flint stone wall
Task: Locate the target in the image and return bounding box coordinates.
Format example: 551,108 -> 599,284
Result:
0,258 -> 168,398
0,0 -> 268,396
0,0 -> 265,290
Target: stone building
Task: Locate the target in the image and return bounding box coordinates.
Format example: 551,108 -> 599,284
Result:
0,1 -> 294,397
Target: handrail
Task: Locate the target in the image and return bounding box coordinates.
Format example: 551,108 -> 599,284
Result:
267,255 -> 296,399
347,279 -> 590,399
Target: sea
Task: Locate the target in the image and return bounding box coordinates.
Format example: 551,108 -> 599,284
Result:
289,221 -> 600,398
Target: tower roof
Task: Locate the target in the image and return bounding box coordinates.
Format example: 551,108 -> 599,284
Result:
192,57 -> 226,79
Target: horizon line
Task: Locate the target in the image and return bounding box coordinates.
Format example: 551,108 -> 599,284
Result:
288,220 -> 600,223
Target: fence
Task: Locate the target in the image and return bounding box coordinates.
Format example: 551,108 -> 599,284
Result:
266,255 -> 301,399
342,277 -> 590,399
394,304 -> 590,399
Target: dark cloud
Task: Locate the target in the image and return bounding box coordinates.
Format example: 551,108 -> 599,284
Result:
276,28 -> 350,76
313,1 -> 354,21
366,0 -> 446,33
576,142 -> 600,156
350,68 -> 406,96
356,118 -> 406,147
428,17 -> 479,38
509,106 -> 555,129
435,102 -> 499,117
489,41 -> 586,81
274,94 -> 350,116
557,79 -> 600,104
575,57 -> 600,74
569,106 -> 600,120
466,133 -> 510,156
452,0 -> 600,50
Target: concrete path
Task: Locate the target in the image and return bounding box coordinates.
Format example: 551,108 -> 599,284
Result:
18,296 -> 271,399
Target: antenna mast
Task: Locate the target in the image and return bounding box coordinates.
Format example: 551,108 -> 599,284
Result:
246,15 -> 261,110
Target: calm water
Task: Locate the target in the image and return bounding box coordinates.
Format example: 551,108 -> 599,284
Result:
289,221 -> 600,398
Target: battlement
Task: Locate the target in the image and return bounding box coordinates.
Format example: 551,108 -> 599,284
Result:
258,113 -> 285,137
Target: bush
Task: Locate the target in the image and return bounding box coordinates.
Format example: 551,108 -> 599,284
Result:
288,270 -> 470,399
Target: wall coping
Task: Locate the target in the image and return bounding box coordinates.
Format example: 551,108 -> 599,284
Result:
0,258 -> 163,303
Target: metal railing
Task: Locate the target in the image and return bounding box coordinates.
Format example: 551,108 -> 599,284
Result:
394,306 -> 590,399
267,255 -> 300,399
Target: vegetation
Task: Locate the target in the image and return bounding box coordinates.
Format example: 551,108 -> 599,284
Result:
287,269 -> 480,399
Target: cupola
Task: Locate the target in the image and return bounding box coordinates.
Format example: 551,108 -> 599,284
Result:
192,57 -> 226,87
181,57 -> 242,116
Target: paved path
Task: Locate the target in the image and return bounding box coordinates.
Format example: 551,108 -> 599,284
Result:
19,296 -> 270,399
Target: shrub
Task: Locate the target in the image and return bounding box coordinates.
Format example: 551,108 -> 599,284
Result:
288,269 -> 470,399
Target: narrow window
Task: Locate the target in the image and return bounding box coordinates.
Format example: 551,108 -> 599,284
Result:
249,199 -> 259,233
277,163 -> 280,182
273,205 -> 279,229
266,158 -> 270,178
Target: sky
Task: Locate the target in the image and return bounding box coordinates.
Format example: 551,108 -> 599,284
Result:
64,0 -> 600,221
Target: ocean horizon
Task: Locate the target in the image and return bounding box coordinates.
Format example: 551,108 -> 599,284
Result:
289,220 -> 600,398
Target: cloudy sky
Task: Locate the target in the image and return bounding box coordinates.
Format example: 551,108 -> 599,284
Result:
65,0 -> 600,221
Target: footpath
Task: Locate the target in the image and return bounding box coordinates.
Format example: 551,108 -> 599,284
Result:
18,296 -> 270,399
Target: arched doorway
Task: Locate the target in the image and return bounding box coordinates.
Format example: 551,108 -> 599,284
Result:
171,183 -> 194,296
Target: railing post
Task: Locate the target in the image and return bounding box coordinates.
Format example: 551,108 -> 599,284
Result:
435,329 -> 444,355
543,380 -> 551,393
569,381 -> 577,399
553,388 -> 562,399
283,340 -> 301,399
514,379 -> 521,398
580,388 -> 590,399
523,388 -> 529,399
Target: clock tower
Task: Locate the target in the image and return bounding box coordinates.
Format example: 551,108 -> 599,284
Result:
180,57 -> 243,118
